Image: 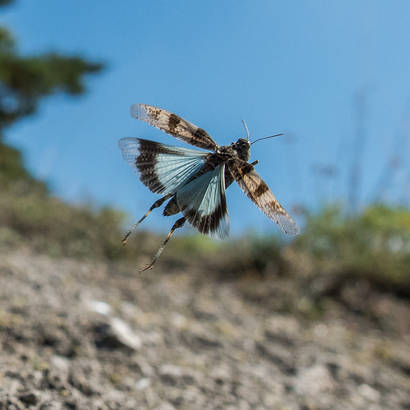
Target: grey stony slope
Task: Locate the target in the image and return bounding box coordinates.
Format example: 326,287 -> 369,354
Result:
0,248 -> 409,409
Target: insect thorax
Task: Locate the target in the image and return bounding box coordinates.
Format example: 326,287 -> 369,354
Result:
198,138 -> 251,174
232,138 -> 251,162
217,138 -> 251,162
164,138 -> 251,216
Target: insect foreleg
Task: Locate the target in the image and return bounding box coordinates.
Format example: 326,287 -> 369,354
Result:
122,194 -> 172,244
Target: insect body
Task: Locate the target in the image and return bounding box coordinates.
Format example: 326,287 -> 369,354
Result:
119,104 -> 299,271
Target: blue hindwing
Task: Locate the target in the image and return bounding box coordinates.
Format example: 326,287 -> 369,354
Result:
176,165 -> 230,239
119,137 -> 207,195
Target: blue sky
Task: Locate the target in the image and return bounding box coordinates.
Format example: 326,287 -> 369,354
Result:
2,0 -> 410,235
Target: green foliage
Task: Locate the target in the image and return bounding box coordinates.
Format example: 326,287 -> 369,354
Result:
0,27 -> 14,54
0,0 -> 13,7
0,2 -> 109,257
0,0 -> 103,135
0,2 -> 116,259
0,183 -> 125,259
166,233 -> 286,276
172,233 -> 218,255
0,27 -> 103,132
1,179 -> 409,294
0,141 -> 47,191
0,3 -> 104,206
293,204 -> 410,291
164,232 -> 287,277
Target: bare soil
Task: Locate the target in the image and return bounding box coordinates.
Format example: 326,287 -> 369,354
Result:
0,247 -> 409,409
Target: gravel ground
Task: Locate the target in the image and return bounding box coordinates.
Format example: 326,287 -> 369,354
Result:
0,247 -> 409,409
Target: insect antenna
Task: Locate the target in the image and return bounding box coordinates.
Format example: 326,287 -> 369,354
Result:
241,119 -> 250,141
140,217 -> 186,272
122,194 -> 172,245
251,133 -> 284,145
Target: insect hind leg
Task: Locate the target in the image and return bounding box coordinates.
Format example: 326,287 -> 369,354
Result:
140,217 -> 186,272
122,194 -> 172,244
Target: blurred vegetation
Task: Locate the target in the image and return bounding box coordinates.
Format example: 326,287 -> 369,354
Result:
293,204 -> 410,291
0,183 -> 127,259
0,0 -> 103,191
218,235 -> 285,277
2,174 -> 409,297
0,25 -> 103,134
0,0 -> 117,259
0,141 -> 45,190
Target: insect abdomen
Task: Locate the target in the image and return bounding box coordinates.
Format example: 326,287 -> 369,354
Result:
163,197 -> 180,216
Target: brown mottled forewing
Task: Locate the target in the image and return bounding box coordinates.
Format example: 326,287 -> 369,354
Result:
228,159 -> 300,235
130,104 -> 218,151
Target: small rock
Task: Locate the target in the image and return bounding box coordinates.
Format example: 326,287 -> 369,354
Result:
110,317 -> 142,350
135,377 -> 151,390
159,364 -> 197,386
19,391 -> 38,406
93,318 -> 141,351
183,330 -> 222,349
210,365 -> 232,384
358,384 -> 380,402
256,342 -> 296,375
86,300 -> 112,316
156,403 -> 176,410
295,364 -> 335,396
51,355 -> 70,373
